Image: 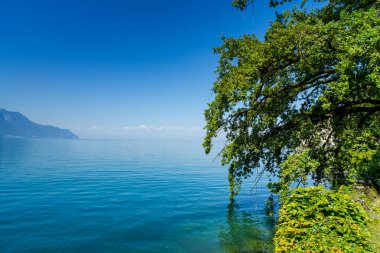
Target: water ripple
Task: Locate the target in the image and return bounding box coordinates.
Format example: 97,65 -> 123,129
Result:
0,139 -> 274,253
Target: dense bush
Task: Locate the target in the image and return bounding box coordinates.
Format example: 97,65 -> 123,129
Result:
358,150 -> 380,191
274,186 -> 372,253
204,0 -> 380,199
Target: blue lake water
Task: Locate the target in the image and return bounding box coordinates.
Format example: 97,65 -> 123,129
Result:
0,138 -> 274,252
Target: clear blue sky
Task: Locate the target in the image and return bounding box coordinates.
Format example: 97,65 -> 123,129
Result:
0,0 -> 319,139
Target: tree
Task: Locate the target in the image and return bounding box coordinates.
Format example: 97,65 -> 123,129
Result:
204,0 -> 380,198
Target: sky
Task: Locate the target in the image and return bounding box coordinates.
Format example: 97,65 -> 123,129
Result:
0,0 -> 321,139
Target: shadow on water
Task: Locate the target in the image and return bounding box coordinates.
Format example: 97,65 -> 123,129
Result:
219,200 -> 275,253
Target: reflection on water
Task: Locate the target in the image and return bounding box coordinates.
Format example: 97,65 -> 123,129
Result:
0,138 -> 275,252
219,200 -> 275,253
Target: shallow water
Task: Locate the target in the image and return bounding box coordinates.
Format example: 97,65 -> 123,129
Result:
0,138 -> 274,252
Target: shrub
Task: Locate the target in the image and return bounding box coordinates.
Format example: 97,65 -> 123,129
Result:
274,186 -> 372,252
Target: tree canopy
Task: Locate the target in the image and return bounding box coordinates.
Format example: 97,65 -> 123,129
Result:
204,0 -> 380,198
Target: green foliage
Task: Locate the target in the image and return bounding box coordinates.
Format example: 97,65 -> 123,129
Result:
232,0 -> 306,9
274,186 -> 372,252
357,149 -> 380,189
349,185 -> 380,252
204,0 -> 380,198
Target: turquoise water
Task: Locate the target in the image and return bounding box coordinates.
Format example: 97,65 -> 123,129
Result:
0,138 -> 274,252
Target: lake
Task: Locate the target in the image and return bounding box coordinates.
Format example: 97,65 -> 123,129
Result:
0,138 -> 274,252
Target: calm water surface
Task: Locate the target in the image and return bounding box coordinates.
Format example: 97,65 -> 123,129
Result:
0,138 -> 274,252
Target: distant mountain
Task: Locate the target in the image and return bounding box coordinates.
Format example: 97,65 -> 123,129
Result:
0,108 -> 79,139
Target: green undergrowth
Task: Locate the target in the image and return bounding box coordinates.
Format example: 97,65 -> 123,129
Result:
274,186 -> 379,253
349,185 -> 380,252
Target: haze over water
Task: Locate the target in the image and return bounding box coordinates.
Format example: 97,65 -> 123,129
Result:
0,138 -> 274,253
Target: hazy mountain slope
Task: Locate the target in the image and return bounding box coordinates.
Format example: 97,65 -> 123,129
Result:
0,108 -> 78,139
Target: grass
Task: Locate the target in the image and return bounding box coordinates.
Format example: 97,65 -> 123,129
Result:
350,185 -> 380,252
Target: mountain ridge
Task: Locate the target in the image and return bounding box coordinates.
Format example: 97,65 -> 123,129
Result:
0,108 -> 79,139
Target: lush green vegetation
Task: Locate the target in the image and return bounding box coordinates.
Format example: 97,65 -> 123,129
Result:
204,0 -> 380,198
349,185 -> 380,252
275,186 -> 372,252
204,0 -> 380,251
